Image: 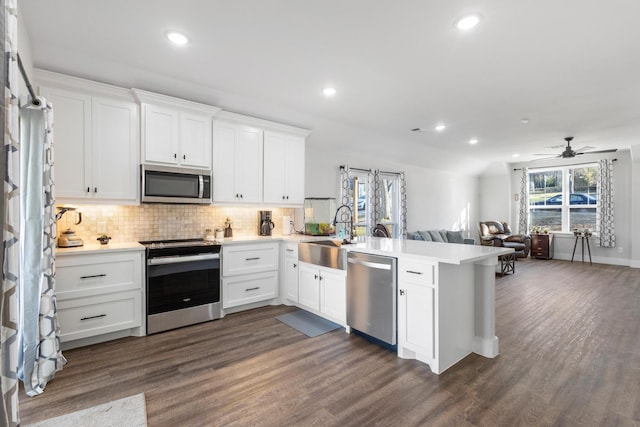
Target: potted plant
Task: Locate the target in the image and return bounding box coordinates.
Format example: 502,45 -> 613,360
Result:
97,234 -> 111,245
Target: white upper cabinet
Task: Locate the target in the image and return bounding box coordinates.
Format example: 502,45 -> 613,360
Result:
37,71 -> 139,204
212,120 -> 263,204
133,89 -> 219,170
213,111 -> 310,206
263,131 -> 306,205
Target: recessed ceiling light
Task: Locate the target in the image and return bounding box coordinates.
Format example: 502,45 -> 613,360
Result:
469,138 -> 479,145
323,87 -> 337,97
521,118 -> 529,124
434,123 -> 446,132
166,31 -> 189,46
455,14 -> 481,31
512,154 -> 520,158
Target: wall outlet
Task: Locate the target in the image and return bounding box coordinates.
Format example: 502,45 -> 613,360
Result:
97,221 -> 107,234
618,247 -> 623,253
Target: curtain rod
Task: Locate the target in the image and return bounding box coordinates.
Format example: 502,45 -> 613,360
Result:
379,170 -> 403,176
17,53 -> 41,107
340,165 -> 371,173
513,158 -> 617,171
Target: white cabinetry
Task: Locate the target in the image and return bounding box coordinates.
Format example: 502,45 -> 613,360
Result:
263,131 -> 306,205
398,258 -> 436,366
221,242 -> 279,310
212,121 -> 263,204
281,242 -> 299,304
37,71 -> 139,204
55,249 -> 145,348
133,89 -> 220,170
298,261 -> 346,325
397,257 -> 475,374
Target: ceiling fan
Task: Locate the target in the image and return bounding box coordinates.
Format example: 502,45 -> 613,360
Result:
534,136 -> 617,159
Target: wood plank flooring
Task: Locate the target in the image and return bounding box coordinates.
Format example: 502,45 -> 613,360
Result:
19,259 -> 640,426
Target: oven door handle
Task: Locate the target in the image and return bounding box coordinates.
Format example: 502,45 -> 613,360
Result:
148,253 -> 220,265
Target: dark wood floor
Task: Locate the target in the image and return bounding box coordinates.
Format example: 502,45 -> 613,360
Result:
19,259 -> 640,426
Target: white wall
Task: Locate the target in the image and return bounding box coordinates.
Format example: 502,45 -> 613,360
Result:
305,140 -> 481,240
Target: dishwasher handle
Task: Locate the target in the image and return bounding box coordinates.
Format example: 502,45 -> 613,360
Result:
347,257 -> 392,270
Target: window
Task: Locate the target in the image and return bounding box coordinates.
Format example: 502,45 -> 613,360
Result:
342,168 -> 403,238
528,164 -> 598,232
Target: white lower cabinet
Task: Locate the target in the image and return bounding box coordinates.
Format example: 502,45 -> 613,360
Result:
298,261 -> 346,325
221,242 -> 279,311
397,258 -> 436,367
55,249 -> 145,347
281,242 -> 299,304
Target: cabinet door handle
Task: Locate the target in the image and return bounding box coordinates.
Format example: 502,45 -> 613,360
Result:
286,248 -> 294,252
399,289 -> 405,296
245,287 -> 260,291
282,195 -> 286,200
94,187 -> 98,193
183,154 -> 186,160
80,314 -> 106,321
406,270 -> 423,275
245,257 -> 261,261
286,195 -> 289,200
80,274 -> 106,279
314,274 -> 318,280
86,186 -> 90,193
293,263 -> 297,268
174,153 -> 177,159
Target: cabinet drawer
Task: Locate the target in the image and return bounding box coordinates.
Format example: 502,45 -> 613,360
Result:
56,252 -> 143,299
57,290 -> 141,342
222,271 -> 278,308
222,243 -> 279,276
398,259 -> 435,286
282,242 -> 298,258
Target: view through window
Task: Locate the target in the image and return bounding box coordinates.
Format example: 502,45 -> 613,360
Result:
528,164 -> 598,232
347,170 -> 401,238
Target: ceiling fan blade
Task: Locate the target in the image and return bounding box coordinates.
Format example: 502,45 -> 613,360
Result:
533,153 -> 561,156
572,146 -> 594,153
581,148 -> 618,154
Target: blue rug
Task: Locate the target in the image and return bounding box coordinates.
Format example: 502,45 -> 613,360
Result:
276,310 -> 341,337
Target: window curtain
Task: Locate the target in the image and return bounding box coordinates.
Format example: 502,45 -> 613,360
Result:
596,159 -> 615,247
2,0 -> 21,423
18,98 -> 66,397
370,169 -> 380,234
518,168 -> 529,234
371,170 -> 407,238
398,172 -> 407,239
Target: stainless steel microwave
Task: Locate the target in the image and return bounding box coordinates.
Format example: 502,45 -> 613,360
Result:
141,165 -> 211,204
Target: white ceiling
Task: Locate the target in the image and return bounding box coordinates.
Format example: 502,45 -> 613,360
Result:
19,0 -> 640,172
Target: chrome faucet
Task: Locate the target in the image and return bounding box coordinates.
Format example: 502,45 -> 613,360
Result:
332,204 -> 354,244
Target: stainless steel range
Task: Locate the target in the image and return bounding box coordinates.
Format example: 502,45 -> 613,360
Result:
140,239 -> 221,334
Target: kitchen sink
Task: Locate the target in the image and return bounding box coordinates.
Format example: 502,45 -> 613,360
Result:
298,240 -> 349,270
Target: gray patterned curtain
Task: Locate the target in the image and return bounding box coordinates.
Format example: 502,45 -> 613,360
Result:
518,168 -> 529,234
2,0 -> 20,423
18,98 -> 66,396
399,172 -> 407,238
370,169 -> 380,232
596,159 -> 615,247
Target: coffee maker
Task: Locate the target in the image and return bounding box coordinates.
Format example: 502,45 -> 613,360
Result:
258,211 -> 275,236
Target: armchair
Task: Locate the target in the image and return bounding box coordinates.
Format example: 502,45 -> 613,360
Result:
478,220 -> 531,258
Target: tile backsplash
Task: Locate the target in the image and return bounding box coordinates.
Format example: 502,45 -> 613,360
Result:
55,204 -> 297,243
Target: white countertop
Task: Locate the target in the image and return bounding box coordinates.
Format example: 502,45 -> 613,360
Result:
55,241 -> 144,255
347,237 -> 514,265
54,235 -> 512,265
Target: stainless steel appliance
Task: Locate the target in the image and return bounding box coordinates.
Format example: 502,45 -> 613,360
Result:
347,252 -> 397,345
141,165 -> 211,204
140,239 -> 221,334
259,210 -> 275,236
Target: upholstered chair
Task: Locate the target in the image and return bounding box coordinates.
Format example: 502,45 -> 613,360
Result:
478,220 -> 531,258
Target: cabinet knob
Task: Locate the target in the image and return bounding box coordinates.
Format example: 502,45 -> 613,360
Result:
282,195 -> 285,200
286,195 -> 289,200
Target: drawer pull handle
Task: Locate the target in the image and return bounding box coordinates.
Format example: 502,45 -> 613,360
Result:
80,274 -> 107,279
286,249 -> 294,252
80,314 -> 106,321
246,287 -> 260,291
245,257 -> 261,261
406,270 -> 423,275
183,298 -> 191,302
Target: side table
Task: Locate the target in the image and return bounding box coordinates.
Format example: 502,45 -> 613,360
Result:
571,230 -> 592,265
531,233 -> 554,259
497,252 -> 516,276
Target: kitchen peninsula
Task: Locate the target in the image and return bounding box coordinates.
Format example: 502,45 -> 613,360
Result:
346,237 -> 513,374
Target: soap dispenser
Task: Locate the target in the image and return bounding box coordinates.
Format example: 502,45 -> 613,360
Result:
224,217 -> 233,238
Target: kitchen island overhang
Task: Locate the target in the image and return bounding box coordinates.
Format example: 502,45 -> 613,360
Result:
347,237 -> 514,374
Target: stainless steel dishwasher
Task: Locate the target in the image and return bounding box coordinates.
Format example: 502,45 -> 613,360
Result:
347,251 -> 397,345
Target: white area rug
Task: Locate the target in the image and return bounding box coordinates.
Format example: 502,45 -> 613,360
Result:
24,393 -> 147,427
